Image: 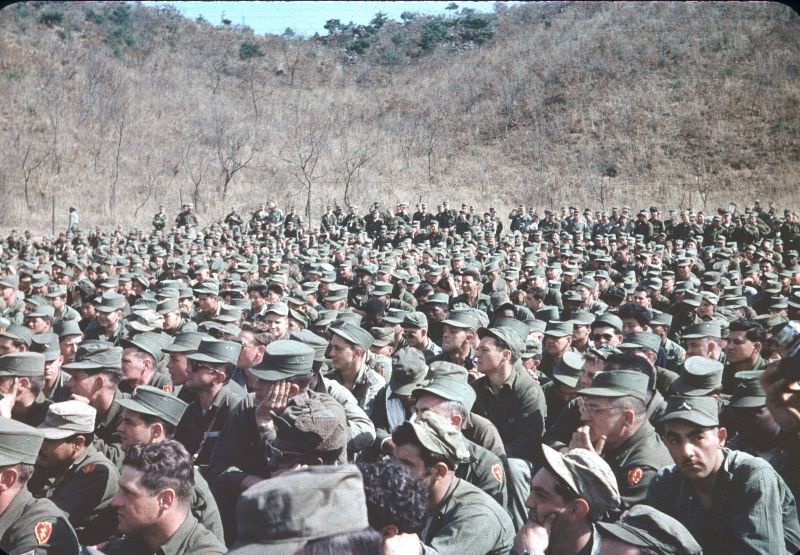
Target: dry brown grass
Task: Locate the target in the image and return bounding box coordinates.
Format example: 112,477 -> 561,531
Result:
0,1 -> 798,233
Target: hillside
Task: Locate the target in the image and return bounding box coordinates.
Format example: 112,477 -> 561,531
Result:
0,1 -> 798,232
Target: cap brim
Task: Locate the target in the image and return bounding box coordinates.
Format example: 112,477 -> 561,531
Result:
552,374 -> 580,388
540,444 -> 579,495
116,398 -> 162,418
440,320 -> 472,329
578,387 -> 629,398
393,381 -> 426,396
186,353 -> 226,364
248,368 -> 298,381
543,331 -> 571,337
594,522 -> 649,548
728,396 -> 766,408
162,345 -> 195,354
37,426 -> 81,440
658,410 -> 718,427
62,361 -> 106,371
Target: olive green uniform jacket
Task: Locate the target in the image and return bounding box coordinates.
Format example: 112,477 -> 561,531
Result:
0,489 -> 79,555
103,513 -> 226,555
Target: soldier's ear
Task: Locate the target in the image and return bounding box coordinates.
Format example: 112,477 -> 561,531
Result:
157,488 -> 176,511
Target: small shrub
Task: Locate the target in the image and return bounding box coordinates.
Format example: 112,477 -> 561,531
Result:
239,41 -> 264,60
38,11 -> 63,27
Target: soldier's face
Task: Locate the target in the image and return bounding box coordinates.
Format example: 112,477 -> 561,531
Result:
167,353 -> 191,386
661,421 -> 726,481
328,335 -> 359,369
578,396 -> 627,445
37,437 -> 82,469
525,468 -> 574,541
725,331 -> 761,364
0,337 -> 22,355
117,409 -> 159,448
265,314 -> 288,340
441,325 -> 469,354
403,326 -> 426,349
112,466 -> 162,533
476,337 -> 508,374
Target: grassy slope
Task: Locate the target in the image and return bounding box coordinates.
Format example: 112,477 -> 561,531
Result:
0,1 -> 797,232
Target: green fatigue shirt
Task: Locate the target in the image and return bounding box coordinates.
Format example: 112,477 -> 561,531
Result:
13,391 -> 51,427
44,371 -> 71,402
647,448 -> 800,555
722,356 -> 767,395
457,438 -> 507,508
175,381 -> 245,470
450,293 -> 492,315
419,338 -> 443,365
662,338 -> 686,372
0,489 -> 79,555
655,365 -> 680,397
83,321 -> 126,346
421,476 -> 514,555
1,295 -> 26,326
462,412 -> 506,458
326,359 -> 386,418
119,371 -> 174,395
93,391 -> 129,467
471,368 -> 547,461
28,444 -> 119,545
189,469 -> 224,544
103,513 -> 226,555
317,376 -> 377,453
603,420 -> 673,508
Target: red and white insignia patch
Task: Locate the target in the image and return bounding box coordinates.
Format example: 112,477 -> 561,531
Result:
491,463 -> 504,482
82,463 -> 96,474
35,521 -> 53,544
627,467 -> 643,486
163,385 -> 173,393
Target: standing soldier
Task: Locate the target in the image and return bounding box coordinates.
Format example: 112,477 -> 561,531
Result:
152,205 -> 167,231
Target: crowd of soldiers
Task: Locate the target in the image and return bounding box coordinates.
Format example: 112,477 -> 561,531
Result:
1,197 -> 800,554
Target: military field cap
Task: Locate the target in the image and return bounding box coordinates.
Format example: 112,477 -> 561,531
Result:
579,370 -> 649,402
415,363 -> 476,409
440,309 -> 479,330
650,312 -> 673,327
390,347 -> 428,396
117,385 -> 188,426
329,322 -> 374,350
0,417 -> 44,465
289,330 -> 329,363
121,332 -> 163,361
670,356 -> 723,396
265,302 -> 289,317
381,307 -> 406,325
521,338 -> 542,360
322,284 -> 348,302
369,326 -> 394,348
681,321 -> 722,339
0,275 -> 19,289
231,464 -> 369,555
596,505 -> 702,555
729,370 -> 766,408
31,332 -> 61,361
618,331 -> 661,353
0,352 -> 45,377
370,281 -> 393,297
478,327 -> 524,360
425,292 -> 450,305
186,338 -> 241,366
544,320 -> 572,337
193,280 -> 220,296
249,339 -> 314,381
272,393 -> 347,455
94,292 -> 126,313
552,351 -> 584,388
156,298 -> 180,315
63,344 -> 122,373
25,303 -> 55,320
0,324 -> 33,347
682,290 -> 702,307
402,411 -> 469,465
334,311 -> 363,327
540,444 -> 620,520
403,311 -> 428,329
571,312 -> 595,327
212,304 -> 242,324
527,319 -> 546,333
128,309 -> 164,332
659,395 -> 719,427
162,331 -> 205,354
37,400 -> 97,440
491,317 -> 530,343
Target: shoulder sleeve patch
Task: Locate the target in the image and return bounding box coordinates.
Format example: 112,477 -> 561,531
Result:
82,463 -> 96,474
163,385 -> 173,393
491,463 -> 504,482
35,521 -> 53,545
627,467 -> 643,486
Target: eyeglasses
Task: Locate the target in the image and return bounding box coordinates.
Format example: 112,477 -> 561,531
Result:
190,361 -> 222,374
577,397 -> 622,415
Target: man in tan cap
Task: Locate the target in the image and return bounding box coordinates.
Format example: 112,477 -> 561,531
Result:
28,400 -> 120,545
392,411 -> 514,554
0,417 -> 80,554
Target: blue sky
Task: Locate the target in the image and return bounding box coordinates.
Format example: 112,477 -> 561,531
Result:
145,1 -> 503,36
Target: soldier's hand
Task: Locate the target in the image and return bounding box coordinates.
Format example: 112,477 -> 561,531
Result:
256,380 -> 292,416
762,359 -> 800,433
569,425 -> 606,455
514,513 -> 556,554
383,533 -> 423,555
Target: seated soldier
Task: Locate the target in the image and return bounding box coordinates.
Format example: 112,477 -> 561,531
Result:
104,441 -> 225,555
647,395 -> 800,554
0,417 -> 80,554
115,385 -> 224,542
392,411 -> 514,554
29,401 -> 119,545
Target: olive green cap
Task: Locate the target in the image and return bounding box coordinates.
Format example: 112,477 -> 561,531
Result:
230,464 -> 368,555
0,352 -> 45,377
30,333 -> 61,362
396,411 -> 469,465
265,302 -> 289,317
618,331 -> 661,353
552,351 -> 584,388
37,400 -> 97,440
161,332 -> 205,354
94,292 -> 126,313
370,281 -> 393,297
62,344 -> 122,373
729,370 -> 766,408
540,444 -> 621,520
579,370 -> 649,402
389,347 -> 428,396
289,330 -> 328,362
596,505 -> 702,555
121,331 -> 164,361
117,385 -> 189,426
681,322 -> 722,339
659,395 -> 719,427
491,317 -> 531,344
186,338 -> 241,366
193,280 -> 219,296
670,356 -> 723,396
440,310 -> 479,330
593,313 -> 623,332
0,324 -> 33,347
0,417 -> 44,465
249,339 -> 314,381
402,311 -> 428,329
544,320 -> 572,337
329,322 -> 374,350
54,319 -> 83,339
521,338 -> 542,360
156,298 -> 180,314
478,327 -> 524,360
272,393 -> 347,456
369,327 -> 394,348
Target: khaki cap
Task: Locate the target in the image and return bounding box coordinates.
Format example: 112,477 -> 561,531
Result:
37,400 -> 97,440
